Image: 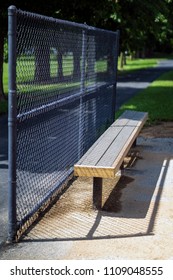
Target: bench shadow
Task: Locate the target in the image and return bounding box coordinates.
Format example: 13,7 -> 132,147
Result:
102,175 -> 134,213
21,145 -> 171,243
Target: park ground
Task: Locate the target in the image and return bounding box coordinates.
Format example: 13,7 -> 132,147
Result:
0,131 -> 173,260
0,59 -> 173,259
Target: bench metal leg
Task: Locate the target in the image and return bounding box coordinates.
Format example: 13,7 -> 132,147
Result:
132,139 -> 137,147
93,177 -> 102,210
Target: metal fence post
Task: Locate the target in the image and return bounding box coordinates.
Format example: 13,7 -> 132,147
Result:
8,5 -> 17,242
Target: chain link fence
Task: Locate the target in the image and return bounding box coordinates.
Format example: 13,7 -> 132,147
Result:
8,6 -> 119,241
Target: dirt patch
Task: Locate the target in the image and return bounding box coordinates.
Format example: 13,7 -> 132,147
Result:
140,122 -> 173,138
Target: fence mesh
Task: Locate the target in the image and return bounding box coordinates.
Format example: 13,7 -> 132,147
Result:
12,8 -> 119,237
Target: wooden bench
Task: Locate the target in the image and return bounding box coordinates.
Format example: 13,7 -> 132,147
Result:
74,110 -> 148,209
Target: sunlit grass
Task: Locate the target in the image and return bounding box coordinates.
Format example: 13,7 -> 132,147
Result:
116,70 -> 173,123
1,57 -> 171,116
3,62 -> 8,95
118,57 -> 159,73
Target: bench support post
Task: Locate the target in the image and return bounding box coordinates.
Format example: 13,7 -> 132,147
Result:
132,139 -> 137,147
93,177 -> 102,210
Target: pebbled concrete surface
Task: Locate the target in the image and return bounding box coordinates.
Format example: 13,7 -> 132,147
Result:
0,137 -> 173,259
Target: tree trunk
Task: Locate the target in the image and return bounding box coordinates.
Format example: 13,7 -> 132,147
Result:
57,50 -> 63,81
87,36 -> 95,82
73,39 -> 81,81
73,50 -> 81,81
120,52 -> 126,69
34,45 -> 50,83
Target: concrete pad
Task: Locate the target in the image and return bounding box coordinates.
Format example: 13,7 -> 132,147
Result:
0,137 -> 173,259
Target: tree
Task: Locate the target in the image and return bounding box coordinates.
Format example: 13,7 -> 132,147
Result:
53,0 -> 173,66
0,0 -> 58,100
110,0 -> 170,67
0,0 -> 118,97
1,0 -> 173,99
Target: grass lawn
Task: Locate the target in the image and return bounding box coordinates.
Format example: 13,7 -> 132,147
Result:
116,70 -> 173,123
0,57 -> 171,117
3,62 -> 8,94
118,57 -> 159,74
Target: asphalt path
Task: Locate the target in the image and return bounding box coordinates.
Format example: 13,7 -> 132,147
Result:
0,59 -> 173,246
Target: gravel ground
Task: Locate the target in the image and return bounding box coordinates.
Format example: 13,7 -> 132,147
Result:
0,136 -> 173,260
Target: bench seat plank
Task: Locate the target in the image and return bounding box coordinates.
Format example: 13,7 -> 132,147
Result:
112,110 -> 148,127
77,126 -> 123,166
74,110 -> 148,179
111,110 -> 138,126
97,125 -> 136,167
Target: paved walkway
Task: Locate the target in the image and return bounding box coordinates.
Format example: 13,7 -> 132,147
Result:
0,59 -> 173,259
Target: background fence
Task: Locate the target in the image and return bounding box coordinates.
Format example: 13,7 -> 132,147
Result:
8,6 -> 119,241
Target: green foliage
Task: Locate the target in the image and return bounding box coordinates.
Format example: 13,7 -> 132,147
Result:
2,1 -> 173,115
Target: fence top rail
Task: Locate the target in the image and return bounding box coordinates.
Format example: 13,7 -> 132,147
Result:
8,5 -> 119,37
